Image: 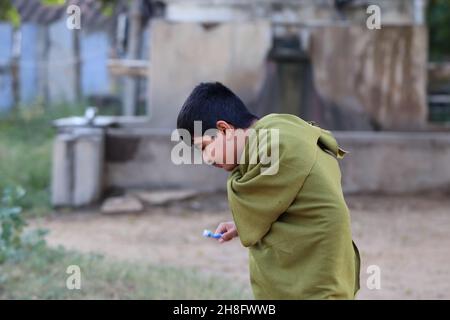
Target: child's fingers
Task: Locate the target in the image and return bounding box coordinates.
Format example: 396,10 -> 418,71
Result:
214,223 -> 228,235
214,221 -> 237,243
220,230 -> 236,241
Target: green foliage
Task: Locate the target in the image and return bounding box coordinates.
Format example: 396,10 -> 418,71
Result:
427,0 -> 450,61
0,186 -> 47,264
0,186 -> 26,263
41,0 -> 66,5
0,0 -> 20,27
96,0 -> 119,16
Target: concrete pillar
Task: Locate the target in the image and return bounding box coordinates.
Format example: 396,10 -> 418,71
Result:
72,128 -> 104,206
51,133 -> 74,206
51,128 -> 105,207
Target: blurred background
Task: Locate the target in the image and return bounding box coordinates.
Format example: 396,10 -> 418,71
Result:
0,0 -> 449,299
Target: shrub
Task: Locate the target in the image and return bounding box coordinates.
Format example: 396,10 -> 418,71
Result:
0,186 -> 47,264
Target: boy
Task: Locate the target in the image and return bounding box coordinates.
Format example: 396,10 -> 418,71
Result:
176,82 -> 360,299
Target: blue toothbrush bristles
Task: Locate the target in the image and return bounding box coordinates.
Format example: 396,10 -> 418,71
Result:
203,229 -> 222,239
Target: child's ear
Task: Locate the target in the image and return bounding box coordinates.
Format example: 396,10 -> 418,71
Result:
216,121 -> 236,141
216,120 -> 234,135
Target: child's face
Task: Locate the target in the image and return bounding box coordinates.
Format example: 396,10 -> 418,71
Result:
193,121 -> 248,172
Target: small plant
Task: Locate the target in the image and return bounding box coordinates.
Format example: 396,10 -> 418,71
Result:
0,186 -> 47,264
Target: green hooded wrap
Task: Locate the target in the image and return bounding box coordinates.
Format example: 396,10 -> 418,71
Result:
227,113 -> 360,299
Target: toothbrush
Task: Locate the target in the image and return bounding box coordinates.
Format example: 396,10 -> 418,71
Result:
202,229 -> 223,239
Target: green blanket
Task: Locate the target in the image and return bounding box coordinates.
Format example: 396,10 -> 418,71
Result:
227,113 -> 360,299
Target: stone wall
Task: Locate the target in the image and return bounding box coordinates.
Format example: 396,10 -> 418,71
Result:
105,128 -> 229,191
146,17 -> 428,131
147,19 -> 271,128
336,131 -> 450,193
51,127 -> 450,207
105,129 -> 450,195
309,25 -> 428,130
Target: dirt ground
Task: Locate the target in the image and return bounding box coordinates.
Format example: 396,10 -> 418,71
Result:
31,193 -> 450,300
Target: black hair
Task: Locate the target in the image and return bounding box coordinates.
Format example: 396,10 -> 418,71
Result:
176,82 -> 258,141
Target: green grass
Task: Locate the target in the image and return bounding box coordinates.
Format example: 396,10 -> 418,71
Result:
0,246 -> 250,300
0,103 -> 86,216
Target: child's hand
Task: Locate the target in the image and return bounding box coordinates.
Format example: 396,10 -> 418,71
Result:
215,221 -> 238,243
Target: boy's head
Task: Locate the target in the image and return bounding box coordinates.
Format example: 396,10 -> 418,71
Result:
177,82 -> 258,171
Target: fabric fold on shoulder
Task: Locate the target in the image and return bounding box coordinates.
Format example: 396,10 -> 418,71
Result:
318,129 -> 348,159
